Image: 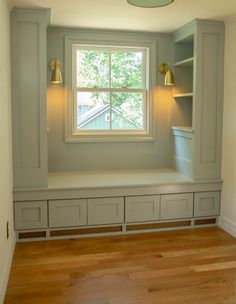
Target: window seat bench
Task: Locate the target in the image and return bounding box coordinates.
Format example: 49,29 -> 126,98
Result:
13,169 -> 222,242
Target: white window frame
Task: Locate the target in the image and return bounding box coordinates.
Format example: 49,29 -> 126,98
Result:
65,34 -> 157,143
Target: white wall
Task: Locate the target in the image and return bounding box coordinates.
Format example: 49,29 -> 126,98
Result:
0,0 -> 15,302
220,16 -> 236,237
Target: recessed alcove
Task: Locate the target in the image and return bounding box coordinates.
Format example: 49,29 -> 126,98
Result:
11,9 -> 224,241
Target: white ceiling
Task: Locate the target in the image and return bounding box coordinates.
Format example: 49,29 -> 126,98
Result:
9,0 -> 236,32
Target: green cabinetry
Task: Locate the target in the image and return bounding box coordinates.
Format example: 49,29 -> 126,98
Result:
11,8 -> 50,187
172,19 -> 224,180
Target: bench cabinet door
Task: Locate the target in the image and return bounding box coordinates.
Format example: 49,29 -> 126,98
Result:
88,197 -> 124,225
160,193 -> 193,220
49,199 -> 87,228
14,201 -> 48,230
125,195 -> 160,223
194,192 -> 220,217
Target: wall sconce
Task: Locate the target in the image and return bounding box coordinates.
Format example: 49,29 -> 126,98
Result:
49,59 -> 62,84
158,63 -> 174,86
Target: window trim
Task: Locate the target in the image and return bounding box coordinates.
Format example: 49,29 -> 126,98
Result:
64,33 -> 157,143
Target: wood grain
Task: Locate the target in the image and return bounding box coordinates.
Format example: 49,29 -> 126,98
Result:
5,227 -> 236,303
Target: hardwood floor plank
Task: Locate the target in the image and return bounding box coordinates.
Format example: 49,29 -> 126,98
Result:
5,227 -> 236,304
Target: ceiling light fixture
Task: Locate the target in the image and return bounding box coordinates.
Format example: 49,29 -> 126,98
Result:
127,0 -> 174,8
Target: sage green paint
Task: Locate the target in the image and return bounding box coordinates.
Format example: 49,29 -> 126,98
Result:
172,19 -> 225,180
47,27 -> 173,172
11,8 -> 50,188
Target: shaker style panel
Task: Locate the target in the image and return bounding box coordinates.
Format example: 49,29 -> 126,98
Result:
88,197 -> 124,225
125,195 -> 160,223
49,199 -> 87,228
194,192 -> 220,217
14,201 -> 48,230
160,193 -> 193,220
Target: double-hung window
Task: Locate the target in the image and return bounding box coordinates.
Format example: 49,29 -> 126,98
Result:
65,36 -> 157,142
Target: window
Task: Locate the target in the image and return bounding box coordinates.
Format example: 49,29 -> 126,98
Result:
65,35 -> 157,142
72,45 -> 147,133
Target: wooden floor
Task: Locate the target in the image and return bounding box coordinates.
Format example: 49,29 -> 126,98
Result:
5,227 -> 236,304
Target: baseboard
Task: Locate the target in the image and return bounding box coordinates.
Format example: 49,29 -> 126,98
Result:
0,237 -> 16,304
218,216 -> 236,238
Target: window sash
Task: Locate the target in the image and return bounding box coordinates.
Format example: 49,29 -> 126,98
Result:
73,88 -> 147,133
73,45 -> 147,90
72,44 -> 148,134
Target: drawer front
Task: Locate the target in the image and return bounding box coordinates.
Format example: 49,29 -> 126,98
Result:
160,193 -> 193,220
194,192 -> 220,217
14,201 -> 48,230
125,195 -> 160,223
49,199 -> 87,228
88,197 -> 124,225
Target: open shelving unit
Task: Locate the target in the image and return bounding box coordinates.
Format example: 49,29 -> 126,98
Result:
171,29 -> 195,178
171,20 -> 224,181
172,33 -> 194,130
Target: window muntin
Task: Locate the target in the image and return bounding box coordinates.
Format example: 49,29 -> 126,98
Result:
72,45 -> 148,134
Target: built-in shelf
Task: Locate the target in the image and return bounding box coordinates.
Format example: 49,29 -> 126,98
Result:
174,57 -> 194,67
172,126 -> 193,133
173,93 -> 193,98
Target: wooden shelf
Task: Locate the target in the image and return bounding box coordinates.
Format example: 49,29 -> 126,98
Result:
173,93 -> 193,98
174,57 -> 194,67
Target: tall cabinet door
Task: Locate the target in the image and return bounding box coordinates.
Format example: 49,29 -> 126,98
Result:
11,8 -> 50,187
194,21 -> 225,180
172,20 -> 225,181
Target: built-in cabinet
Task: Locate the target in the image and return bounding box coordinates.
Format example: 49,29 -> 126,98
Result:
194,192 -> 220,217
10,10 -> 224,241
125,195 -> 160,223
14,191 -> 221,240
15,201 -> 48,230
11,8 -> 50,188
172,20 -> 224,180
49,199 -> 87,228
160,193 -> 193,220
88,197 -> 124,225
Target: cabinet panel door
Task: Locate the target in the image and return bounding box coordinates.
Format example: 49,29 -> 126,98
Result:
11,9 -> 49,188
160,193 -> 193,220
14,201 -> 48,230
125,195 -> 160,223
194,192 -> 220,217
49,199 -> 87,228
88,197 -> 124,225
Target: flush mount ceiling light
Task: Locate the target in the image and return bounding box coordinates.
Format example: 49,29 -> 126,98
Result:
127,0 -> 174,8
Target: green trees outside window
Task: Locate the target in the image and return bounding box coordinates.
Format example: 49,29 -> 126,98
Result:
74,46 -> 147,131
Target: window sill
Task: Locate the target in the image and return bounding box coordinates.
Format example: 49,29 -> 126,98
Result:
65,132 -> 156,143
